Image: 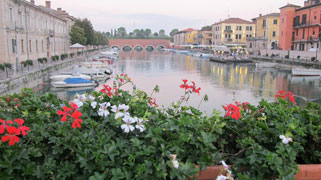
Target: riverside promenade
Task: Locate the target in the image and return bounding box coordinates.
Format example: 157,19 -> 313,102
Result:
0,50 -> 102,96
251,55 -> 321,69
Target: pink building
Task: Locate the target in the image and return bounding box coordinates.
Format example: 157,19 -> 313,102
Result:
279,0 -> 321,51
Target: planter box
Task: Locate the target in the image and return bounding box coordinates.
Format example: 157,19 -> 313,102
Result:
193,165 -> 321,180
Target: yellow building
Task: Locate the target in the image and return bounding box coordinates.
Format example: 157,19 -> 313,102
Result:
252,13 -> 280,49
212,18 -> 256,49
184,30 -> 198,45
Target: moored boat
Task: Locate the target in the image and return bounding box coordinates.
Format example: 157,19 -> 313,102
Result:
51,78 -> 96,88
292,68 -> 321,76
50,74 -> 91,82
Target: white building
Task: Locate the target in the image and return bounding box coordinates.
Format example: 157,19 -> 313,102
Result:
0,0 -> 74,66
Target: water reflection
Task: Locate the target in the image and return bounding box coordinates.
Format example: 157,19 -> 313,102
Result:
41,51 -> 321,113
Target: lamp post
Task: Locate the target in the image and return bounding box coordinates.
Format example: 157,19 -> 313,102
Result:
14,22 -> 22,76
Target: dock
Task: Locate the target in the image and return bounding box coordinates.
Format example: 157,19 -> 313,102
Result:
209,58 -> 254,64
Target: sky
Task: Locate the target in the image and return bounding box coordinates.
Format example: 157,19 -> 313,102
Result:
36,0 -> 303,34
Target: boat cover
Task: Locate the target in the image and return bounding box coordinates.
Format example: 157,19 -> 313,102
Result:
64,78 -> 93,84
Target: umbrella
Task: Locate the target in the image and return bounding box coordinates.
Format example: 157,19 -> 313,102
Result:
70,43 -> 85,49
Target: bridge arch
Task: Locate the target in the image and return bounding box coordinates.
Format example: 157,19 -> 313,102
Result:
134,45 -> 144,52
122,45 -> 132,52
145,45 -> 155,52
111,46 -> 120,50
157,45 -> 165,51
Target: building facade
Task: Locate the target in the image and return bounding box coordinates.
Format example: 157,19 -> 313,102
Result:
185,30 -> 198,45
173,28 -> 194,47
279,0 -> 321,51
0,0 -> 74,65
212,18 -> 256,49
247,13 -> 280,54
195,30 -> 212,45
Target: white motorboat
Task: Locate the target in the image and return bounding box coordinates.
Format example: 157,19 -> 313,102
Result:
51,78 -> 96,88
50,74 -> 91,82
74,65 -> 112,81
292,68 -> 321,77
80,61 -> 111,68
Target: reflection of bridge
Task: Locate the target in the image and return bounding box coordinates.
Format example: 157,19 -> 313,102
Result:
108,39 -> 170,51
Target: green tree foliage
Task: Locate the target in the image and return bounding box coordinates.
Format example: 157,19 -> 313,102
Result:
74,18 -> 95,45
170,29 -> 179,37
70,25 -> 87,45
201,25 -> 212,31
144,29 -> 151,37
159,29 -> 166,37
153,32 -> 159,37
94,32 -> 109,45
117,27 -> 127,38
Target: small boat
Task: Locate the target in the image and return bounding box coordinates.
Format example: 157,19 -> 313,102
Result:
51,78 -> 96,88
292,68 -> 321,77
74,65 -> 112,81
50,74 -> 91,82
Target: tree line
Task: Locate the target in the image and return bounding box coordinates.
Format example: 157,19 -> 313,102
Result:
70,18 -> 109,46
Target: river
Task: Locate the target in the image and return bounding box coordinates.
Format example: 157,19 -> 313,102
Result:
37,50 -> 321,113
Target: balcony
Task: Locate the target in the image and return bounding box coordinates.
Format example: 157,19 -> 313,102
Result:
293,21 -> 321,28
224,30 -> 233,33
224,38 -> 233,42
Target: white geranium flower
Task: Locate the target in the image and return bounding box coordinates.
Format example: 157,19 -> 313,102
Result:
121,115 -> 135,133
216,175 -> 227,180
72,99 -> 84,108
76,94 -> 87,101
98,102 -> 111,117
88,95 -> 95,101
279,135 -> 293,144
135,117 -> 146,132
112,104 -> 130,119
91,101 -> 97,109
220,160 -> 229,170
170,154 -> 179,169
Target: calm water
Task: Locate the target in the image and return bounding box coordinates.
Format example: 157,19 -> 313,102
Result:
38,51 -> 321,113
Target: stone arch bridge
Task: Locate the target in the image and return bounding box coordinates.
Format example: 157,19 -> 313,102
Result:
108,39 -> 170,51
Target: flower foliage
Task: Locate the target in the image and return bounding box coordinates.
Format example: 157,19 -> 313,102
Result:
0,84 -> 320,180
0,118 -> 29,146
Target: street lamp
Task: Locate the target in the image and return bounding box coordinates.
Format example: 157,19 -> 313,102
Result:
13,22 -> 24,76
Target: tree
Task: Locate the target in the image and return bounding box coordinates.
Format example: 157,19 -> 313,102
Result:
153,32 -> 159,37
170,29 -> 179,37
117,27 -> 127,38
201,26 -> 212,31
70,25 -> 87,45
74,18 -> 95,45
25,60 -> 33,72
159,29 -> 165,37
144,29 -> 152,37
0,63 -> 12,78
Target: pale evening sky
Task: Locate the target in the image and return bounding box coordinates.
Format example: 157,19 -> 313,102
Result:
37,0 -> 303,34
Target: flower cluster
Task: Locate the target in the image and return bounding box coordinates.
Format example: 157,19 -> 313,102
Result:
179,79 -> 201,94
116,73 -> 132,87
235,101 -> 250,111
0,119 -> 30,146
72,94 -> 95,108
179,79 -> 201,103
216,161 -> 234,180
275,90 -> 295,104
223,103 -> 241,120
147,97 -> 158,107
279,135 -> 293,144
57,103 -> 83,128
100,85 -> 118,97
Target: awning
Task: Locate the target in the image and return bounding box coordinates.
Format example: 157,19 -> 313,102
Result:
70,43 -> 85,49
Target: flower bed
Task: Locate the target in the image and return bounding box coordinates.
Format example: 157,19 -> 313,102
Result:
0,74 -> 320,180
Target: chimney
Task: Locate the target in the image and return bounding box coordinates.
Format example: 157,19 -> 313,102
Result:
57,8 -> 62,12
45,1 -> 51,9
259,14 -> 262,17
30,0 -> 35,5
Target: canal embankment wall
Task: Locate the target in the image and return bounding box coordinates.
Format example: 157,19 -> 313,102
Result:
0,52 -> 99,96
252,56 -> 321,69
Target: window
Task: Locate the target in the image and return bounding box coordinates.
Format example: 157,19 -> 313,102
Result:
303,28 -> 305,39
228,34 -> 231,38
274,19 -> 278,24
273,31 -> 276,37
12,39 -> 16,53
29,40 -> 32,53
264,31 -> 266,37
296,29 -> 299,36
313,30 -> 316,35
36,40 -> 38,52
42,40 -> 44,52
239,34 -> 242,39
250,43 -> 252,48
302,14 -> 307,25
9,8 -> 13,22
250,26 -> 252,31
225,34 -> 227,38
263,20 -> 266,28
225,26 -> 231,30
236,34 -> 238,39
246,26 -> 249,31
21,39 -> 24,53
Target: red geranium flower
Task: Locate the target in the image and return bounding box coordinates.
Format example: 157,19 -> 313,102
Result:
57,106 -> 72,122
223,104 -> 241,120
147,97 -> 159,107
0,119 -> 13,134
14,119 -> 30,136
72,119 -> 83,128
101,85 -> 114,97
180,79 -> 190,90
275,90 -> 295,104
1,126 -> 20,146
